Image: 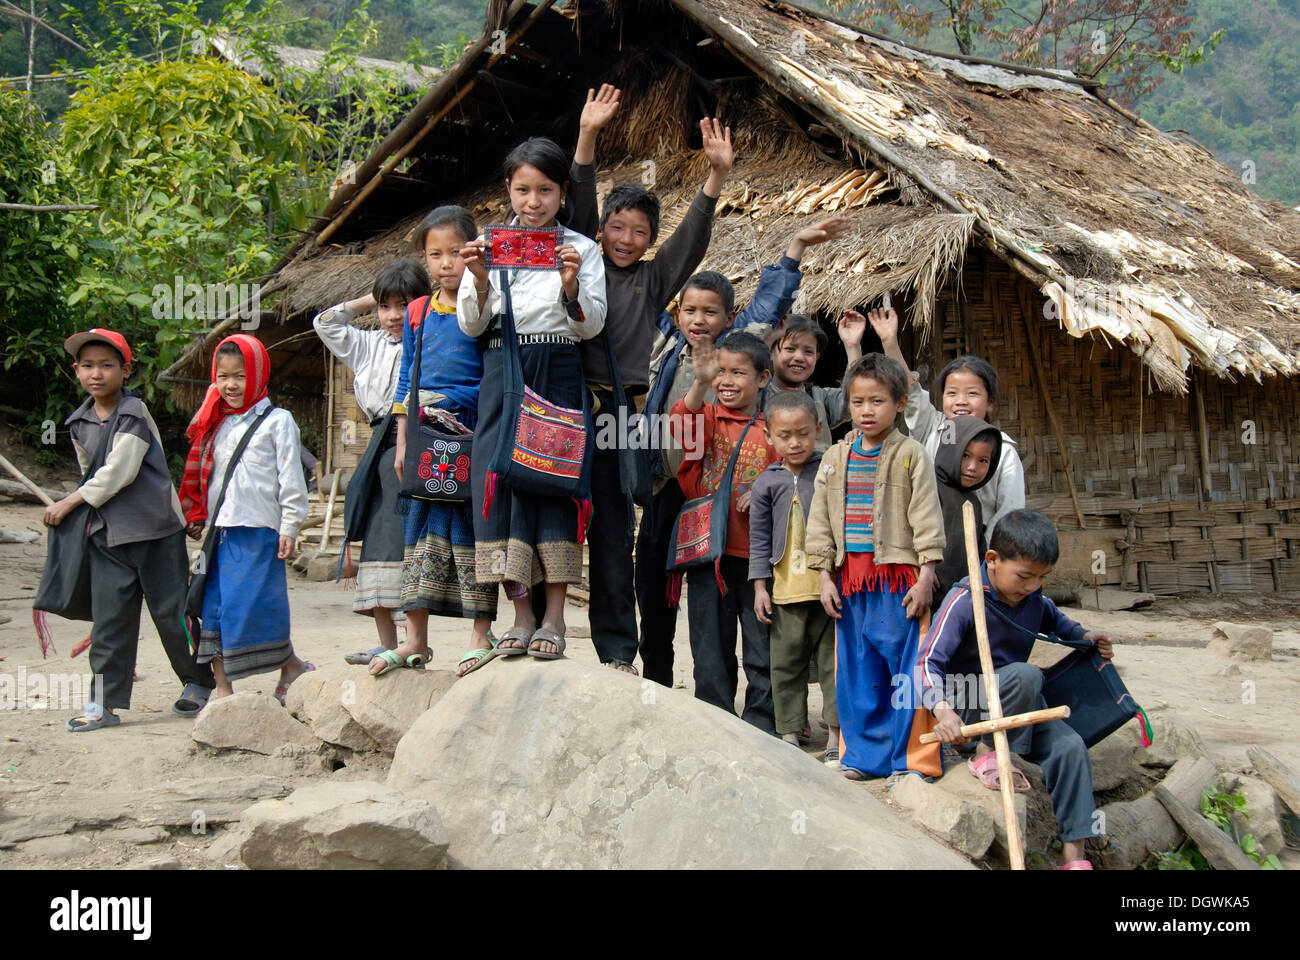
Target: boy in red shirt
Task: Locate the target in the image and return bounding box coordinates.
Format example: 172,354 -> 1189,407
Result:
672,331 -> 778,732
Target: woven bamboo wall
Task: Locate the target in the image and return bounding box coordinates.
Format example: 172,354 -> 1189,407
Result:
932,250 -> 1300,595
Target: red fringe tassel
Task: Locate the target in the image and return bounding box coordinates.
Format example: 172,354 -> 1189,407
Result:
574,498 -> 592,545
70,634 -> 92,658
715,557 -> 727,596
666,572 -> 683,608
839,552 -> 917,596
33,609 -> 56,659
482,470 -> 498,519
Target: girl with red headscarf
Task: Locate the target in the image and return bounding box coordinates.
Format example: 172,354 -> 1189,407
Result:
182,334 -> 313,703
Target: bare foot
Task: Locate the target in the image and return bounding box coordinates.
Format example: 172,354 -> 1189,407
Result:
210,686 -> 235,701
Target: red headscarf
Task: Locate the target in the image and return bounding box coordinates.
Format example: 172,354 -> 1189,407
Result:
179,334 -> 272,524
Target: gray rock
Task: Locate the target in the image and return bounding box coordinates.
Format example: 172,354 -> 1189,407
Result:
1209,622 -> 1273,662
1134,718 -> 1209,769
300,550 -> 342,582
240,780 -> 447,870
17,833 -> 93,859
98,826 -> 169,845
1089,736 -> 1141,793
889,772 -> 998,859
298,667 -> 384,752
125,856 -> 182,870
1234,775 -> 1284,857
1090,756 -> 1218,870
342,665 -> 456,755
388,659 -> 972,870
191,692 -> 321,755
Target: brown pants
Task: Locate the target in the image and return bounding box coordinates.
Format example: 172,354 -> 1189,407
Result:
769,599 -> 838,735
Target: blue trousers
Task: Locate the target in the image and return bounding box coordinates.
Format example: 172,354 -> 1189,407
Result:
836,585 -> 922,777
958,661 -> 1096,842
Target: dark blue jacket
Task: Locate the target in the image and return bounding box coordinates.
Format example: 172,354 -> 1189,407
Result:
748,451 -> 822,582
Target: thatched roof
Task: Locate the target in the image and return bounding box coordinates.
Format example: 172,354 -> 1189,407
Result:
165,0 -> 1300,396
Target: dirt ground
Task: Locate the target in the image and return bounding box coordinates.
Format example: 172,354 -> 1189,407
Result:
2,496 -> 1299,870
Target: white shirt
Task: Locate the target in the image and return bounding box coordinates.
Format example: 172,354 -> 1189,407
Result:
457,227 -> 606,340
207,398 -> 310,538
312,303 -> 403,423
904,377 -> 1026,535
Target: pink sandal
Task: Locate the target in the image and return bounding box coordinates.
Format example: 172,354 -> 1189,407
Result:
274,661 -> 315,706
1058,859 -> 1093,870
967,751 -> 1031,793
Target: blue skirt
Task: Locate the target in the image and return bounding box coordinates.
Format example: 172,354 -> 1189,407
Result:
196,526 -> 294,681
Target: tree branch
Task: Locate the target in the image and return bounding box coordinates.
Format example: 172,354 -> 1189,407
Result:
0,0 -> 87,52
0,202 -> 98,212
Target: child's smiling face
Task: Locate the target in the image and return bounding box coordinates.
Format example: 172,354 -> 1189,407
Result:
215,352 -> 248,408
677,287 -> 732,345
772,330 -> 820,387
423,225 -> 468,303
506,163 -> 564,227
712,348 -> 769,413
601,207 -> 653,268
847,374 -> 904,445
376,293 -> 410,339
942,369 -> 991,420
960,437 -> 995,488
74,344 -> 127,400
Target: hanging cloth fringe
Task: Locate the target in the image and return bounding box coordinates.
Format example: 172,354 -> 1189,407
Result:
33,609 -> 56,659
839,552 -> 917,596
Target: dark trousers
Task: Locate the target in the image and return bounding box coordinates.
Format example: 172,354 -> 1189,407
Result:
634,479 -> 685,685
770,599 -> 838,734
958,661 -> 1095,842
587,445 -> 638,663
685,554 -> 774,733
88,529 -> 214,709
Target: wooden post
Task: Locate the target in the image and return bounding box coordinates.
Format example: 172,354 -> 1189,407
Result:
962,501 -> 1025,870
1246,746 -> 1300,815
1014,292 -> 1086,528
1196,477 -> 1219,594
1193,371 -> 1213,497
324,347 -> 335,480
918,706 -> 1069,744
1153,785 -> 1260,870
319,468 -> 342,551
1131,477 -> 1149,593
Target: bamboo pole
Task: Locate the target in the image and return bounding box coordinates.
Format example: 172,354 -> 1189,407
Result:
0,452 -> 56,507
1015,293 -> 1086,528
963,500 -> 1025,870
919,705 -> 1070,744
319,468 -> 342,551
1194,371 -> 1213,497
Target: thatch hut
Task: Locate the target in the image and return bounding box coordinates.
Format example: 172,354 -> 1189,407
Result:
161,0 -> 1300,595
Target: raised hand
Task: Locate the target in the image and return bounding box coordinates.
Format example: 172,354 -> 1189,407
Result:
461,238 -> 488,284
867,305 -> 899,347
692,337 -> 719,385
796,214 -> 851,247
558,243 -> 582,296
838,308 -> 866,348
700,117 -> 734,175
580,84 -> 621,135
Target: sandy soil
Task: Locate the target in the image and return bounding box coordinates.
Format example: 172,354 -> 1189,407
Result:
1,496 -> 1298,869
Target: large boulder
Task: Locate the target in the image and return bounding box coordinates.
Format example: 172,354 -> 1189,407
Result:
287,662 -> 456,755
1209,622 -> 1273,662
889,771 -> 999,860
192,692 -> 321,755
1134,718 -> 1209,770
388,658 -> 972,870
239,781 -> 447,870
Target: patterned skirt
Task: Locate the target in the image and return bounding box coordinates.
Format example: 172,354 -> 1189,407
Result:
353,418 -> 404,614
470,343 -> 587,587
399,493 -> 498,619
196,526 -> 294,681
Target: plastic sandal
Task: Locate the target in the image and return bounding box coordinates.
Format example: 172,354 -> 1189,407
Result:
172,682 -> 212,717
967,751 -> 1031,793
405,651 -> 432,668
605,659 -> 638,675
496,626 -> 534,657
1058,859 -> 1094,870
66,704 -> 121,732
527,627 -> 566,660
345,645 -> 387,665
368,649 -> 406,676
275,661 -> 316,704
457,645 -> 498,677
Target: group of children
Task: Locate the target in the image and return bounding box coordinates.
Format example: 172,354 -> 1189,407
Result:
39,83 -> 1116,868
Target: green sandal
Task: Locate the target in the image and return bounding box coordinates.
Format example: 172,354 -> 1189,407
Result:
369,649 -> 407,676
457,644 -> 499,677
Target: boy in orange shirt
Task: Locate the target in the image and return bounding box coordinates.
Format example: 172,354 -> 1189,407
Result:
672,331 -> 778,732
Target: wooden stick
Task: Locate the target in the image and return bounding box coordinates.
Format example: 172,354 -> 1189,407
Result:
1246,746 -> 1300,815
962,500 -> 1025,869
0,453 -> 56,507
1194,371 -> 1213,496
1153,784 -> 1260,870
919,706 -> 1069,744
319,468 -> 342,551
0,202 -> 98,212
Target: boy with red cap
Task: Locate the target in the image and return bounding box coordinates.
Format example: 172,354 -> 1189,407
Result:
42,329 -> 216,730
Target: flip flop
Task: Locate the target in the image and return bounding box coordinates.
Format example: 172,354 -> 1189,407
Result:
527,627 -> 566,660
369,649 -> 407,677
605,659 -> 638,675
405,651 -> 432,668
274,661 -> 316,705
457,645 -> 499,678
172,682 -> 212,717
822,748 -> 840,766
842,767 -> 868,781
496,626 -> 534,657
1058,859 -> 1094,870
967,751 -> 1031,793
66,705 -> 121,732
345,645 -> 388,665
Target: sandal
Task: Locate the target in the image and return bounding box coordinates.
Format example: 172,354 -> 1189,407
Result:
457,645 -> 499,678
605,659 -> 638,675
274,661 -> 316,705
797,723 -> 813,745
1058,859 -> 1094,870
822,748 -> 840,766
345,645 -> 387,665
405,651 -> 432,668
496,626 -> 534,657
172,682 -> 212,717
527,627 -> 566,660
842,767 -> 868,781
66,704 -> 121,732
967,751 -> 1031,793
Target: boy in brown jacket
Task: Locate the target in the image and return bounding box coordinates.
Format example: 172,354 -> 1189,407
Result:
806,354 -> 944,779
